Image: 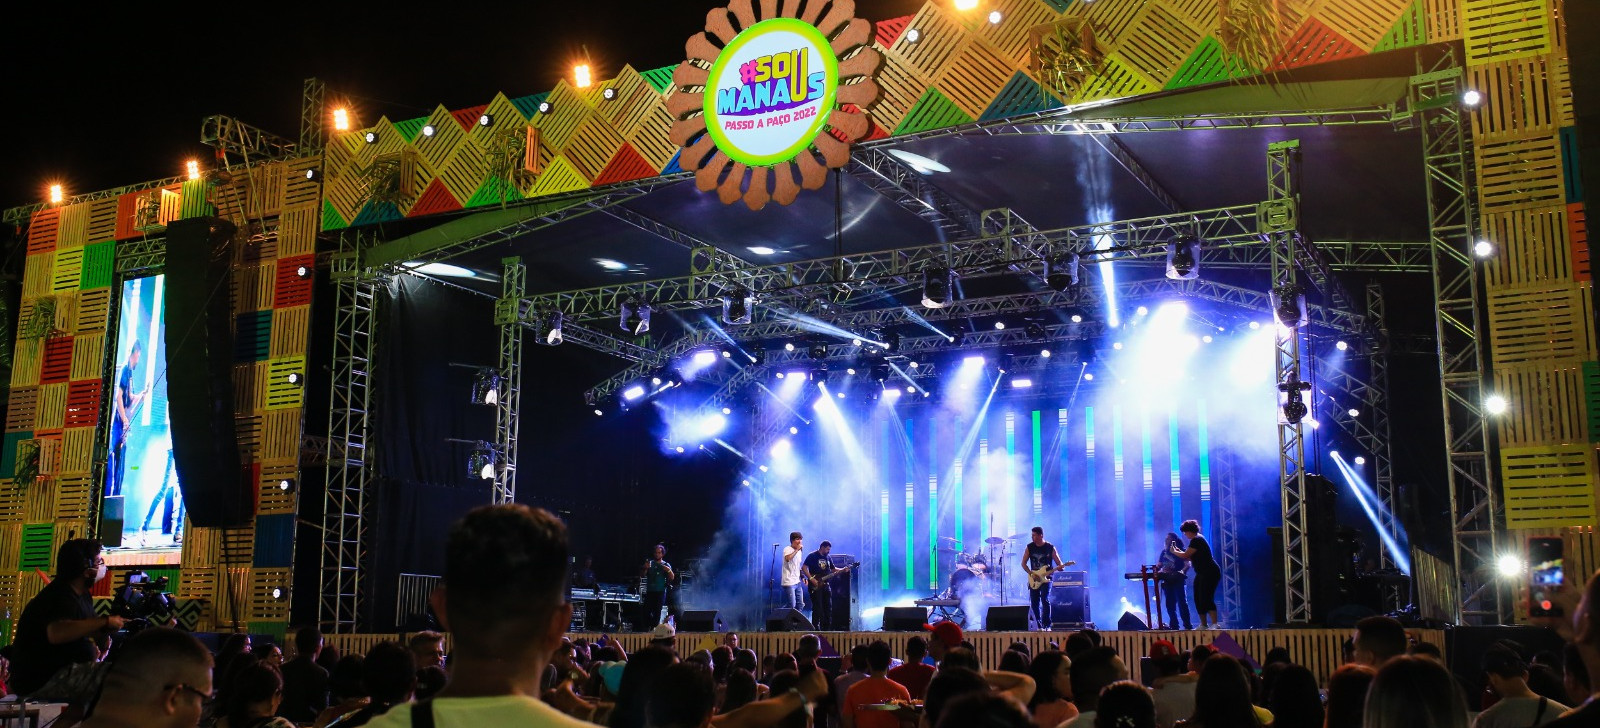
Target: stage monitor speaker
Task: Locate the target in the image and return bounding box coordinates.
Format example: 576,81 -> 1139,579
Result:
679,610 -> 722,632
882,606 -> 929,631
163,217 -> 247,528
1118,611 -> 1149,631
1050,584 -> 1090,626
99,496 -> 124,548
767,608 -> 814,632
986,605 -> 1030,631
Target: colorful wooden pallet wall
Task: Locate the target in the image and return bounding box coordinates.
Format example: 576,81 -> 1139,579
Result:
0,157 -> 320,645
318,0 -> 1432,230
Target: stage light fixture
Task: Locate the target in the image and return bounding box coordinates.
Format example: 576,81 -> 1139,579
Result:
904,385 -> 917,394
1165,234 -> 1201,280
954,0 -> 978,10
538,100 -> 553,114
49,184 -> 63,204
852,338 -> 863,347
809,343 -> 828,360
1112,342 -> 1123,350
575,64 -> 593,88
994,321 -> 1006,330
619,298 -> 651,335
1040,348 -> 1051,358
693,350 -> 718,365
1484,394 -> 1508,415
1353,456 -> 1367,466
882,331 -> 900,353
1474,239 -> 1494,258
723,407 -> 733,415
905,28 -> 921,42
333,108 -> 350,131
304,168 -> 321,182
286,372 -> 303,386
988,9 -> 1002,23
1083,372 -> 1094,381
271,587 -> 285,600
1046,254 -> 1080,291
775,371 -> 786,379
1070,314 -> 1083,323
748,245 -> 777,255
721,288 -> 754,325
469,369 -> 501,405
675,446 -> 685,453
603,87 -> 618,101
478,113 -> 493,127
364,130 -> 378,144
1201,335 -> 1213,343
1024,322 -> 1045,340
1278,381 -> 1312,422
846,367 -> 857,376
540,309 -> 564,345
186,160 -> 201,180
1335,340 -> 1349,351
468,444 -> 498,480
1011,378 -> 1033,388
1348,408 -> 1361,418
1249,321 -> 1262,330
295,265 -> 310,278
1271,283 -> 1308,329
277,479 -> 295,492
1136,306 -> 1149,317
1496,554 -> 1524,577
622,385 -> 646,401
921,267 -> 955,308
594,409 -> 604,416
837,391 -> 846,399
785,342 -> 796,352
1462,89 -> 1483,107
422,124 -> 436,138
651,375 -> 663,386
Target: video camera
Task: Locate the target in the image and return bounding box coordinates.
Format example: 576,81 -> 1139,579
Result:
110,570 -> 177,624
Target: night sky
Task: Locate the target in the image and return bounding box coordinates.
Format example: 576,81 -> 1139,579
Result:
1,0 -> 927,211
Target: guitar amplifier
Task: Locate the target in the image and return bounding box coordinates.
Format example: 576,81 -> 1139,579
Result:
1053,571 -> 1087,587
1050,583 -> 1090,627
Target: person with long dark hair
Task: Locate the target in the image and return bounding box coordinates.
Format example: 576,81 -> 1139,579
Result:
218,662 -> 295,728
1157,532 -> 1193,630
1363,655 -> 1467,728
1324,664 -> 1376,728
1171,520 -> 1221,629
1268,665 -> 1323,728
1027,650 -> 1079,728
1098,681 -> 1158,728
1176,655 -> 1261,728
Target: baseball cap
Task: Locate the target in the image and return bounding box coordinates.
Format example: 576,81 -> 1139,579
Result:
1148,639 -> 1178,661
923,621 -> 964,648
651,622 -> 676,641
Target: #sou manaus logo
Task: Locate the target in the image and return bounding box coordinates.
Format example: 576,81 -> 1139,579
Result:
670,0 -> 881,209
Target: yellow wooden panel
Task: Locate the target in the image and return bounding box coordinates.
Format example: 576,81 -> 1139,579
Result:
1487,283 -> 1596,365
1475,134 -> 1566,213
1316,0 -> 1412,50
1072,55 -> 1158,104
1482,206 -> 1573,287
597,66 -> 663,137
936,37 -> 1018,118
434,139 -> 488,206
181,524 -> 219,570
284,156 -> 322,211
1469,55 -> 1564,143
245,162 -> 288,220
23,477 -> 54,522
36,383 -> 68,431
868,58 -> 931,134
0,483 -> 23,522
262,409 -> 302,460
626,101 -> 680,173
257,460 -> 299,516
69,334 -> 104,382
1463,0 -> 1552,63
1502,445 -> 1597,528
86,198 -> 119,243
270,305 -> 311,358
235,362 -> 266,414
54,473 -> 94,520
531,82 -> 595,153
1553,54 -> 1573,131
263,356 -> 307,411
75,288 -> 111,335
411,106 -> 466,170
1116,2 -> 1204,88
1493,364 -> 1589,446
1087,0 -> 1145,42
890,3 -> 968,81
12,339 -> 42,388
564,114 -> 626,182
56,203 -> 90,249
22,255 -> 51,298
61,427 -> 97,476
1425,0 -> 1462,42
974,0 -> 1062,68
231,262 -> 276,313
250,567 -> 293,622
278,203 -> 320,258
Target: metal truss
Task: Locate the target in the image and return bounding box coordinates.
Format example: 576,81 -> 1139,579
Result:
901,105 -> 1404,143
1363,281 -> 1400,586
4,176 -> 188,227
1214,448 -> 1244,626
1413,53 -> 1501,624
320,232 -> 383,633
202,115 -> 301,165
301,78 -> 327,155
491,258 -> 526,505
1086,134 -> 1185,213
847,146 -> 981,238
1267,139 -> 1314,625
115,237 -> 168,275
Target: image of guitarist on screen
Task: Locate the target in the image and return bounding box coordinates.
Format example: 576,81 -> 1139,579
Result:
802,540 -> 858,630
1022,526 -> 1066,630
107,340 -> 150,499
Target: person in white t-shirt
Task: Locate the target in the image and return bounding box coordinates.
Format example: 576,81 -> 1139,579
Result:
780,532 -> 805,611
1472,646 -> 1570,728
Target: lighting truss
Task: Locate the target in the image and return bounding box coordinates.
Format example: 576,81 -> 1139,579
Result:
1266,139 -> 1314,625
201,114 -> 301,165
300,78 -> 327,155
491,258 -> 526,505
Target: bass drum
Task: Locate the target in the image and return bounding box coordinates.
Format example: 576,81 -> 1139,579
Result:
949,567 -> 987,598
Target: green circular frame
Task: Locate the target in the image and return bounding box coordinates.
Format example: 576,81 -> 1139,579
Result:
702,17 -> 840,168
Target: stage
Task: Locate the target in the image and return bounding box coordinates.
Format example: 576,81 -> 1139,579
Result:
321,628 -> 1444,686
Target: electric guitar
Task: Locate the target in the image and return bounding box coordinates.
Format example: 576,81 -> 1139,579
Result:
808,561 -> 861,590
1027,560 -> 1077,590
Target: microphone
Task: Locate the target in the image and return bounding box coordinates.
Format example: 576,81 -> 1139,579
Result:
773,543 -> 781,547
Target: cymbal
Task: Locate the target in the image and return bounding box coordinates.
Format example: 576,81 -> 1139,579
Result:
985,536 -> 1006,545
939,536 -> 960,543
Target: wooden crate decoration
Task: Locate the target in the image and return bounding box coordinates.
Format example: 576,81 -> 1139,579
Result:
22,479 -> 54,522
40,337 -> 74,385
1476,135 -> 1566,214
232,262 -> 277,313
625,102 -> 680,173
7,389 -> 38,433
270,306 -> 310,359
246,162 -> 288,220
1502,444 -> 1598,528
591,143 -> 660,187
1115,2 -> 1205,88
564,115 -> 628,183
891,3 -> 967,81
235,414 -> 264,455
596,66 -> 662,137
252,516 -> 295,569
12,340 -> 42,388
249,567 -> 293,622
85,199 -> 119,243
524,156 -> 591,199
56,203 -> 89,249
181,524 -> 219,570
412,106 -> 470,170
54,473 -> 94,520
22,256 -> 52,299
1585,361 -> 1600,443
234,362 -> 266,414
60,426 -> 96,474
1315,0 -> 1413,50
211,566 -> 254,631
79,241 -> 115,291
235,311 -> 273,363
35,383 -> 68,431
34,433 -> 62,477
433,138 -> 490,207
1072,55 -> 1158,104
257,461 -> 298,516
1463,0 -> 1552,63
273,256 -> 315,309
74,288 -> 111,335
263,356 -> 306,410
63,381 -> 101,430
262,410 -> 302,460
1493,365 -> 1590,446
1487,283 -> 1596,366
1469,56 -> 1563,143
1271,17 -> 1365,71
973,0 -> 1060,67
1482,206 -> 1573,287
19,522 -> 54,570
277,204 -> 321,258
284,158 -> 322,210
531,82 -> 596,153
28,209 -> 60,256
0,483 -> 22,522
935,38 -> 1019,119
69,334 -> 104,382
0,523 -> 20,566
1573,203 -> 1590,282
895,87 -> 975,136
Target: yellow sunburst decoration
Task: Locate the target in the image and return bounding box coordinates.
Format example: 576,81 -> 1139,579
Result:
668,0 -> 882,210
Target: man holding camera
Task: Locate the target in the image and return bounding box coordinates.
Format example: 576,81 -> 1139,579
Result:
9,539 -> 124,696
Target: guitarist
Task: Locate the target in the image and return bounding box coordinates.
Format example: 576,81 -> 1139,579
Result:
1021,527 -> 1065,630
108,340 -> 150,499
802,540 -> 838,630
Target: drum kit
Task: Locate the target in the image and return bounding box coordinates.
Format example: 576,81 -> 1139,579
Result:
936,533 -> 1032,602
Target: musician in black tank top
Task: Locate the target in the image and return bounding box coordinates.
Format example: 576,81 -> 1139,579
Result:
1172,519 -> 1222,629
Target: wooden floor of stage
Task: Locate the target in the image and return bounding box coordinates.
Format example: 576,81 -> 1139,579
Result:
325,628 -> 1444,685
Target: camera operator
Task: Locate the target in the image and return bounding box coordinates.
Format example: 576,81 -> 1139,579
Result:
9,539 -> 124,696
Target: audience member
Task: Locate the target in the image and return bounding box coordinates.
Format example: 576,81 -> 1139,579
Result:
842,640 -> 911,728
1149,649 -> 1195,728
1267,664 -> 1323,728
711,645 -> 735,684
8,539 -> 122,696
650,622 -> 679,654
1560,642 -> 1589,705
1079,630 -> 1104,647
922,667 -> 990,728
923,622 -> 964,665
764,670 -> 809,728
723,633 -> 740,651
1097,680 -> 1158,728
220,662 -> 296,728
1065,633 -> 1095,661
1187,646 -> 1215,675
1257,662 -> 1284,709
1471,646 -> 1569,728
1410,642 -> 1444,661
611,645 -> 678,728
312,654 -> 367,728
774,653 -> 799,675
79,628 -> 212,728
362,504 -> 595,726
1364,655 -> 1468,728
260,645 -> 284,670
1064,646 -> 1129,728
1009,642 -> 1033,656
316,643 -> 342,676
1262,647 -> 1292,667
325,642 -> 415,728
1026,650 -> 1078,728
411,666 -> 446,701
687,650 -> 714,668
1353,616 -> 1409,668
279,626 -> 330,723
934,691 -> 1034,728
1175,655 -> 1260,728
646,663 -> 717,728
1526,662 -> 1569,707
1323,664 -> 1376,728
1536,568 -> 1600,726
722,668 -> 759,713
408,632 -> 445,672
997,649 -> 1032,674
834,644 -> 872,724
939,647 -> 981,673
887,637 -> 936,699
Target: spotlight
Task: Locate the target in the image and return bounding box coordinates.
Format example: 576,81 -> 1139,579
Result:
721,350 -> 732,359
471,369 -> 502,405
1354,456 -> 1367,466
332,108 -> 350,131
1136,306 -> 1149,317
1083,373 -> 1094,381
304,168 -> 321,182
603,87 -> 618,101
1070,314 -> 1083,324
837,392 -> 846,399
1166,234 -> 1201,280
1348,408 -> 1361,418
1202,336 -> 1213,343
994,321 -> 1006,330
776,371 -> 786,379
1011,378 -> 1033,389
619,298 -> 651,335
1496,554 -> 1525,578
1249,321 -> 1262,330
846,368 -> 857,376
921,267 -> 955,309
693,351 -> 718,365
1336,340 -> 1349,351
622,385 -> 646,401
785,342 -> 796,352
1024,322 -> 1046,340
759,465 -> 769,472
539,309 -> 564,345
908,360 -> 919,369
881,331 -> 900,353
286,372 -> 303,386
1462,89 -> 1483,108
594,409 -> 604,416
277,479 -> 295,492
422,124 -> 436,138
676,446 -> 685,453
809,343 -> 827,360
954,0 -> 977,10
1474,239 -> 1494,258
722,407 -> 732,415
721,288 -> 754,325
364,130 -> 378,144
1112,342 -> 1123,350
1046,254 -> 1080,291
186,160 -> 201,180
538,100 -> 553,114
49,184 -> 63,204
468,444 -> 498,480
1485,394 -> 1508,415
1278,381 -> 1312,422
651,375 -> 663,386
905,28 -> 921,43
1040,349 -> 1051,358
988,9 -> 1002,23
295,265 -> 310,278
852,338 -> 863,347
271,587 -> 285,600
1271,284 -> 1308,329
574,63 -> 593,88
478,113 -> 493,127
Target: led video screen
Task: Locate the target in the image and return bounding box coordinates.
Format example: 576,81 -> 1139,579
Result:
102,274 -> 182,549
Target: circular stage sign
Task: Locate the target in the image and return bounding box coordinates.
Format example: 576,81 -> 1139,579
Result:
703,18 -> 840,168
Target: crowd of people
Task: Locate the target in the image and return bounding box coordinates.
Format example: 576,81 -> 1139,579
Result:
4,504 -> 1600,728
